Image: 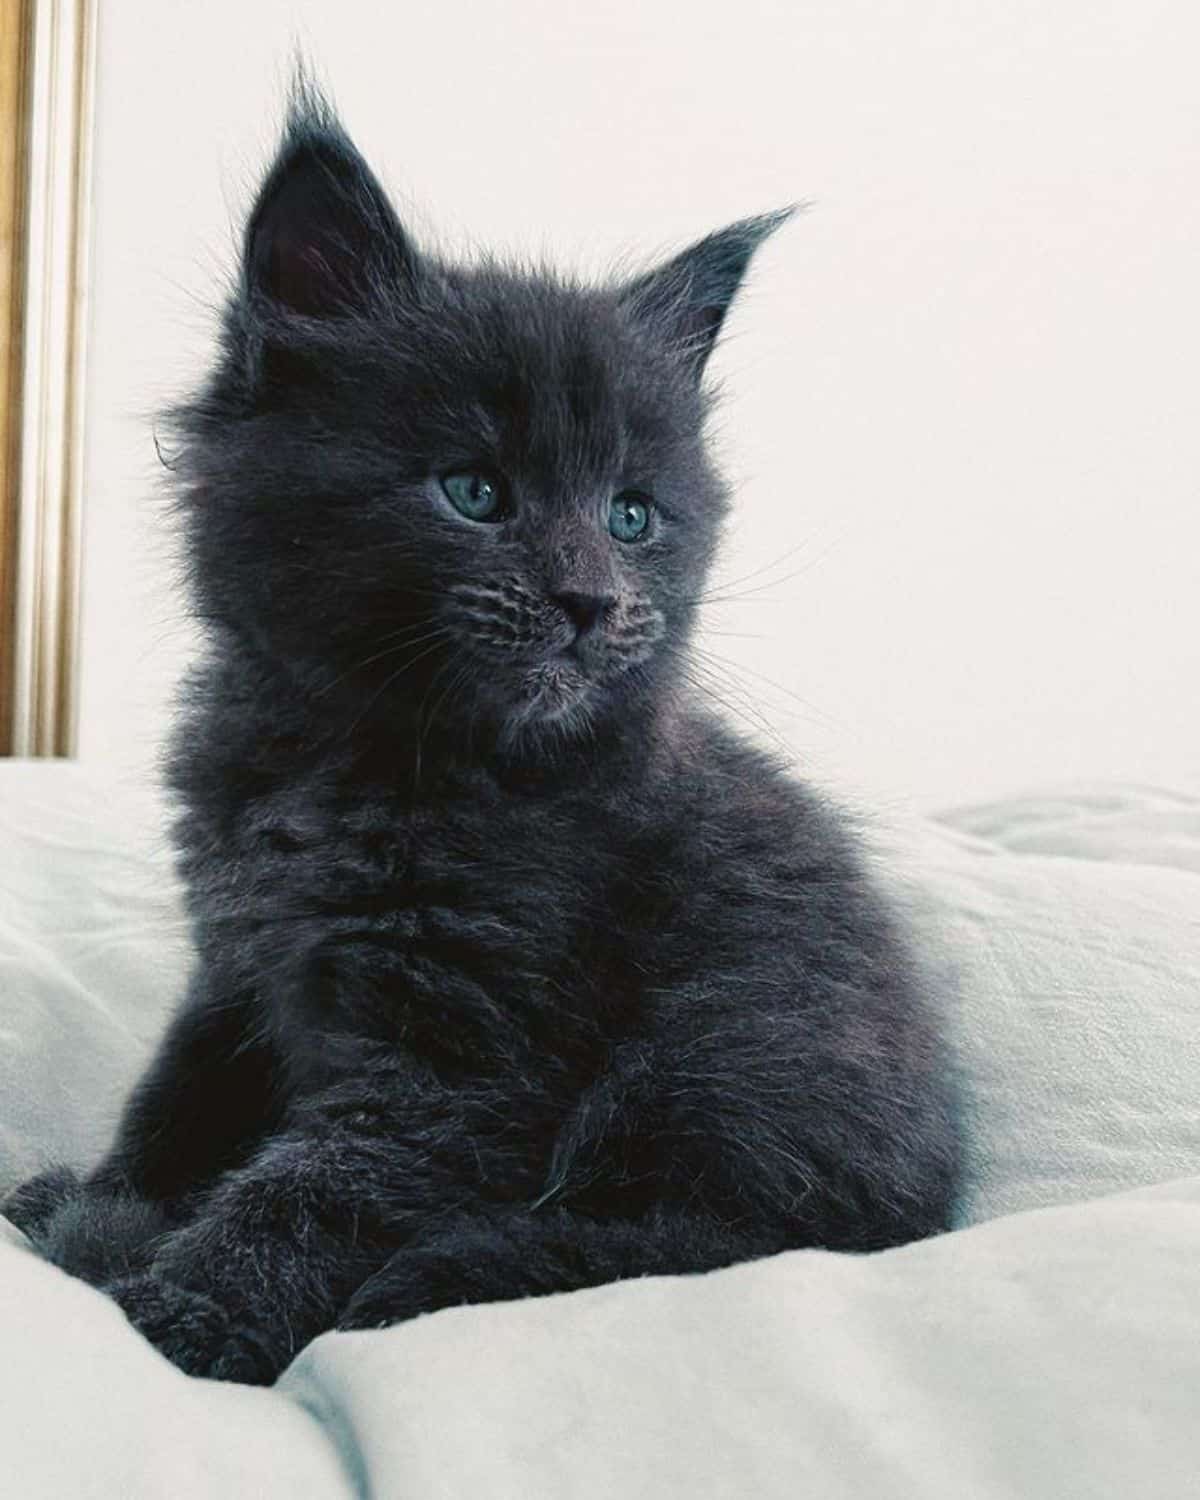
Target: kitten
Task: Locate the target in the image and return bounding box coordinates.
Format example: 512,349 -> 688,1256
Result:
5,87 -> 961,1383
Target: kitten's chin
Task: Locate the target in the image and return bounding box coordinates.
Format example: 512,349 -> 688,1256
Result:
521,660 -> 590,719
501,659 -> 595,743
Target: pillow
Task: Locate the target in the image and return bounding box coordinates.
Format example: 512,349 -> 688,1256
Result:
0,763 -> 190,1195
2,762 -> 1198,1222
877,787 -> 1200,1221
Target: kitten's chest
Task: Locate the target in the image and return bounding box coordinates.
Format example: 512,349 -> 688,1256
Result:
230,768 -> 642,1060
324,781 -> 594,944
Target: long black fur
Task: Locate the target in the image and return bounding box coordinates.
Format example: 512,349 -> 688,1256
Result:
6,86 -> 961,1383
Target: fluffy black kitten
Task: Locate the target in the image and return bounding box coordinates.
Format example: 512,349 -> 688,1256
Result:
6,91 -> 960,1382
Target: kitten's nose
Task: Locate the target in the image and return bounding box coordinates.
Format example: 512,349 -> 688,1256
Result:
552,590 -> 615,639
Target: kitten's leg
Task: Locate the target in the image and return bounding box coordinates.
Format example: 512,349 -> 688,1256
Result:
6,973 -> 278,1282
98,1072 -> 507,1382
88,971 -> 278,1203
99,1126 -> 383,1383
337,1000 -> 959,1336
336,973 -> 959,1344
2,1166 -> 82,1237
331,1014 -> 903,1333
337,1205 -> 775,1331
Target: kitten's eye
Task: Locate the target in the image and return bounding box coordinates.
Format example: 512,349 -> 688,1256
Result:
609,491 -> 652,543
441,471 -> 508,523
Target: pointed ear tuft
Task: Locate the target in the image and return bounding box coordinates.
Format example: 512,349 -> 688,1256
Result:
244,80 -> 415,317
624,207 -> 798,375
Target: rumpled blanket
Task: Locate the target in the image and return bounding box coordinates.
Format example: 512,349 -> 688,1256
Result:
3,1178 -> 1199,1498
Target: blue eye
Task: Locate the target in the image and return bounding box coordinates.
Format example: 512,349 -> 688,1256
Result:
441,471 -> 507,522
609,492 -> 652,543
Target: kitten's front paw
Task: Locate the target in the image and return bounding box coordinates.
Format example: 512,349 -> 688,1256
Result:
104,1273 -> 280,1385
39,1192 -> 173,1283
2,1166 -> 81,1236
2,1171 -> 173,1285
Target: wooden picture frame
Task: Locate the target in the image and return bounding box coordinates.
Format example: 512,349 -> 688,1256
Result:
0,0 -> 97,757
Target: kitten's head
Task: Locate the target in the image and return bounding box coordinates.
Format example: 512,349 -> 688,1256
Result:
173,89 -> 790,755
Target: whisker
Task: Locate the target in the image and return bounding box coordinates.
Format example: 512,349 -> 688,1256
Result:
687,668 -> 794,760
692,533 -> 847,609
340,636 -> 452,739
314,624 -> 455,700
656,646 -> 796,761
692,536 -> 818,604
690,644 -> 840,732
695,629 -> 766,641
690,534 -> 846,609
413,652 -> 470,784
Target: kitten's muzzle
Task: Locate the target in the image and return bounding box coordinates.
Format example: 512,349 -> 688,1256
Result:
552,590 -> 616,644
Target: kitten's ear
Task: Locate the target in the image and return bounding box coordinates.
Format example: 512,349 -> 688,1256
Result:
243,93 -> 415,317
623,208 -> 796,375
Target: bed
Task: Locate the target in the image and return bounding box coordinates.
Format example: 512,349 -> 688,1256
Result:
2,763 -> 1198,1498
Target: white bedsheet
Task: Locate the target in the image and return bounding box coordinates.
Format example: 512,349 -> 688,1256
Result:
2,765 -> 1199,1497
3,1178 -> 1200,1498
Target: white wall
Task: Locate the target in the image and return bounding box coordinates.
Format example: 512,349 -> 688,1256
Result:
79,0 -> 1200,812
